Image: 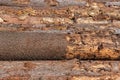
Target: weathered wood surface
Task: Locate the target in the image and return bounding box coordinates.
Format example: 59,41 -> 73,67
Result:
0,3 -> 120,25
0,0 -> 119,60
0,0 -> 86,7
0,24 -> 119,60
0,1 -> 120,80
0,59 -> 120,80
0,31 -> 67,60
0,0 -> 120,7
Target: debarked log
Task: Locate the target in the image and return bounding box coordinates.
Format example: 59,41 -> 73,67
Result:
0,25 -> 119,60
0,31 -> 67,60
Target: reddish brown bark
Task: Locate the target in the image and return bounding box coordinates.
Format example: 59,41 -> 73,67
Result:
0,0 -> 119,60
0,24 -> 119,60
0,0 -> 86,7
0,60 -> 120,80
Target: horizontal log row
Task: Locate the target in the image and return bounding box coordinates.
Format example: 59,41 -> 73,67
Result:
0,60 -> 120,80
0,5 -> 120,18
0,22 -> 120,31
0,24 -> 119,60
0,6 -> 120,26
0,0 -> 86,7
3,75 -> 120,80
0,14 -> 119,26
0,0 -> 120,7
0,14 -> 74,24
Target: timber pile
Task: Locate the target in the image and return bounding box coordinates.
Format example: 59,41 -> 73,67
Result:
0,0 -> 120,80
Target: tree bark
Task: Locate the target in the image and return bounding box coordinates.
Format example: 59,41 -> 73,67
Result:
0,60 -> 120,80
0,24 -> 119,60
0,0 -> 120,7
0,0 -> 119,60
0,0 -> 86,7
0,6 -> 120,24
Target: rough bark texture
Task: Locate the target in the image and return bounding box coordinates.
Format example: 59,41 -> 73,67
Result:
0,24 -> 119,60
0,5 -> 120,24
0,0 -> 86,7
0,0 -> 120,60
0,0 -> 120,7
0,0 -> 120,80
66,24 -> 120,60
0,59 -> 120,80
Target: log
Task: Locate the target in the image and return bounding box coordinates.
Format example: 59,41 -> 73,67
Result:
0,23 -> 119,60
0,6 -> 120,24
0,14 -> 73,25
0,0 -> 120,7
0,0 -> 86,7
0,59 -> 120,80
0,13 -> 119,25
0,31 -> 67,60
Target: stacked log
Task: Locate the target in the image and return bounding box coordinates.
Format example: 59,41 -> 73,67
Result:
0,24 -> 119,60
0,59 -> 120,80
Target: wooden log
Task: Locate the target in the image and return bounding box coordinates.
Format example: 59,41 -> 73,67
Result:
0,31 -> 67,60
0,6 -> 120,24
0,13 -> 119,25
0,0 -> 86,7
0,14 -> 73,25
0,23 -> 119,60
0,60 -> 120,80
0,0 -> 120,7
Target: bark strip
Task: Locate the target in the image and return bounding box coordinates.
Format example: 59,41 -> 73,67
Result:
0,5 -> 120,25
0,60 -> 120,80
66,24 -> 120,60
0,0 -> 86,7
0,0 -> 120,7
0,0 -> 120,60
0,14 -> 73,25
0,24 -> 119,60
